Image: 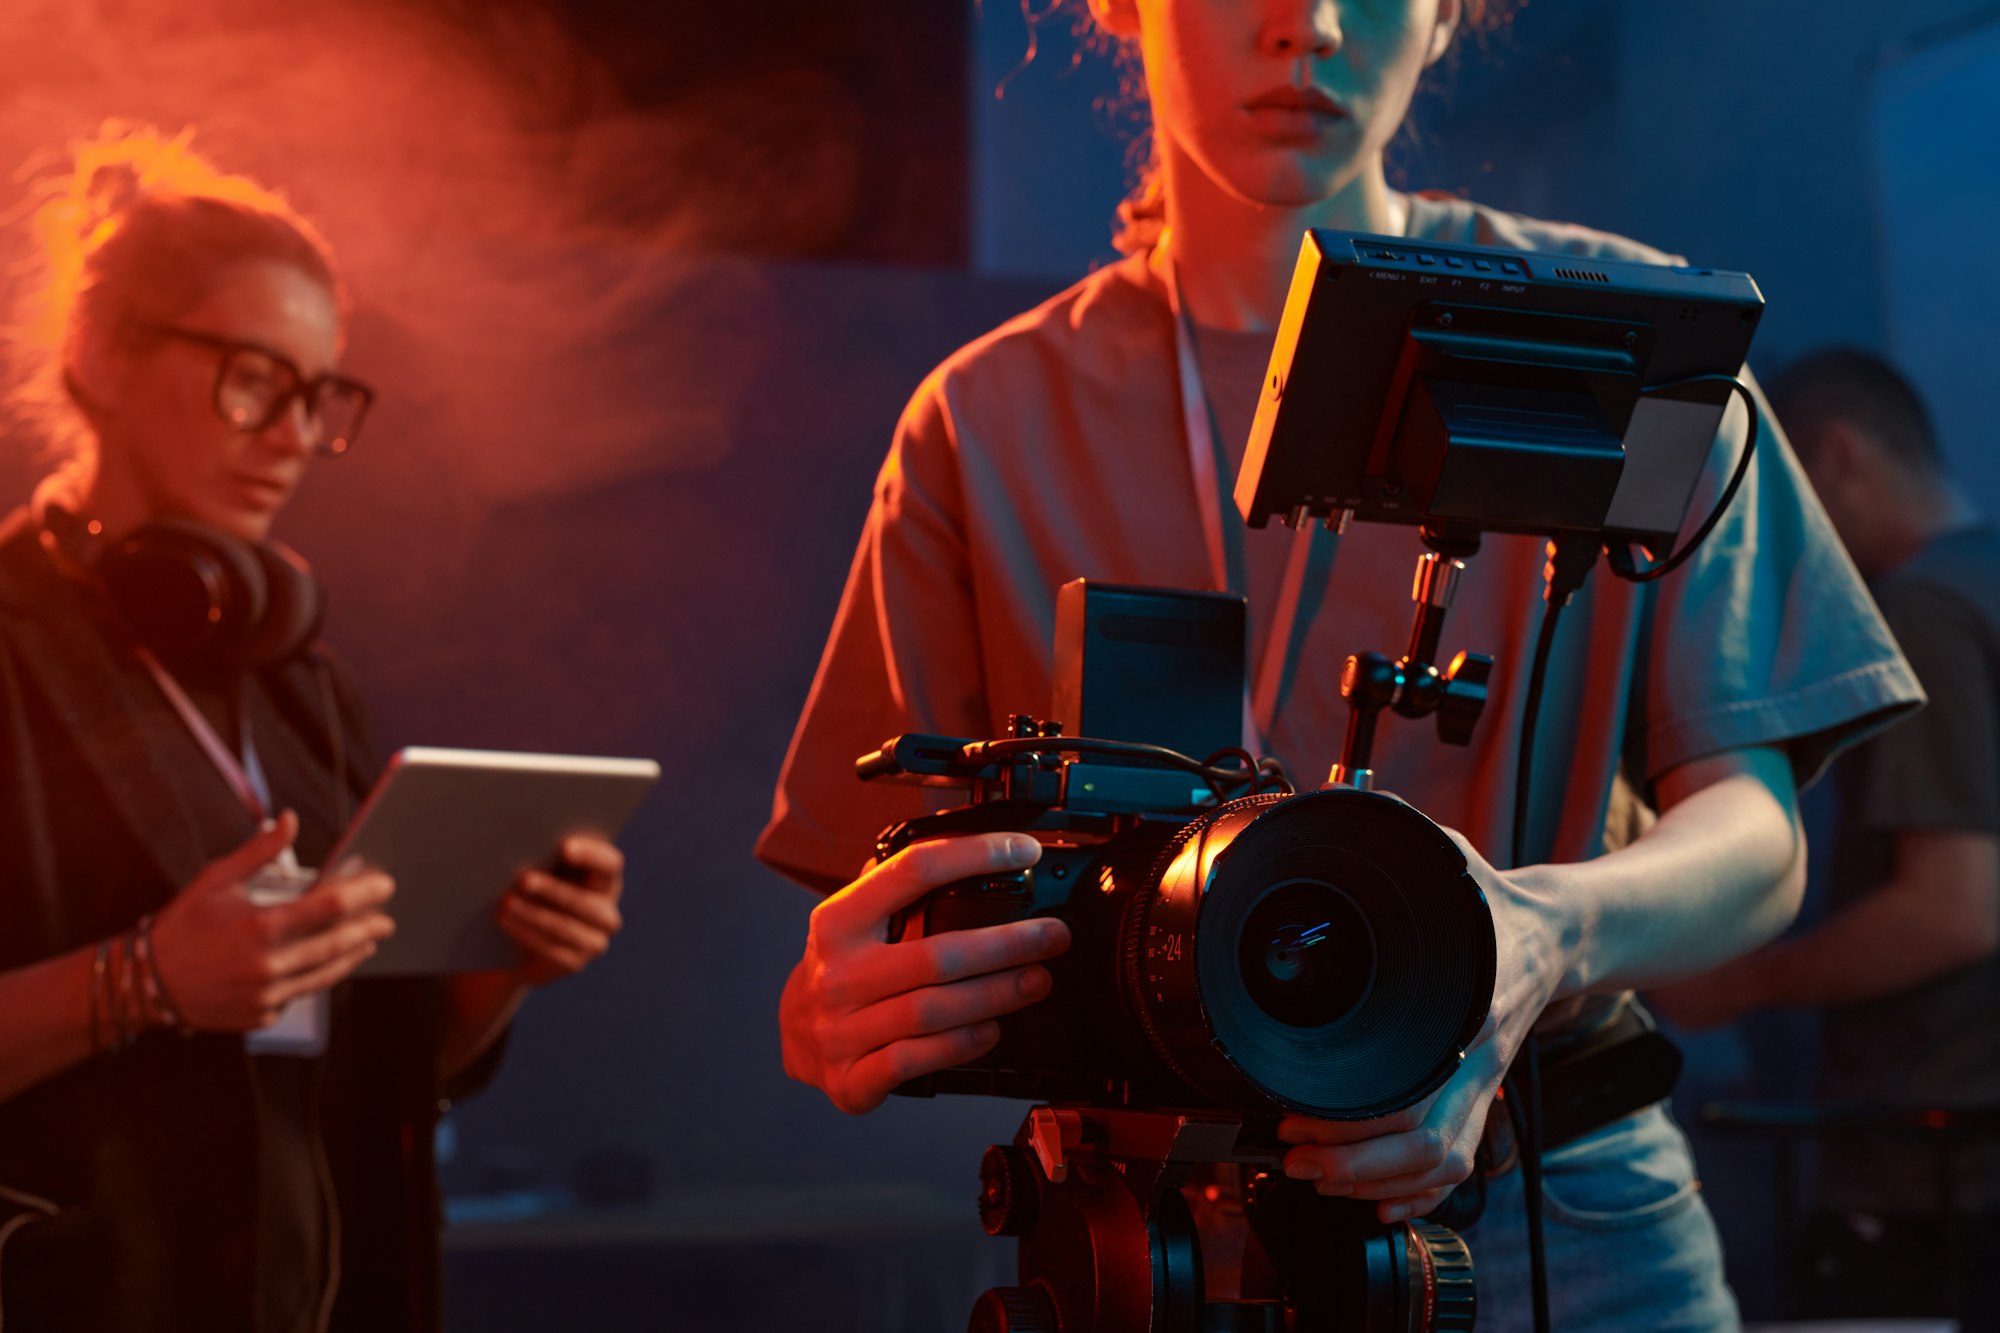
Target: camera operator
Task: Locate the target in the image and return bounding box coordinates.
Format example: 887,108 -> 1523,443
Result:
1650,348 -> 2000,1326
759,4 -> 1922,1328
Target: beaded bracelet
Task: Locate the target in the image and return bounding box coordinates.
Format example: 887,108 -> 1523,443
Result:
133,916 -> 187,1032
87,920 -> 198,1056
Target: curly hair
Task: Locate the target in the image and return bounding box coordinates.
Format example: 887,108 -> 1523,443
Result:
7,122 -> 344,464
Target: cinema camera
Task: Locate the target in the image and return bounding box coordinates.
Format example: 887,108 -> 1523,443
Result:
858,231 -> 1766,1333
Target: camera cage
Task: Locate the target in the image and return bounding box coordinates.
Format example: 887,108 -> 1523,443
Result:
863,714 -> 1498,1114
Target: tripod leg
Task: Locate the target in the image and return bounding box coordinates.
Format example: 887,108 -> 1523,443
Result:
1154,1180 -> 1205,1333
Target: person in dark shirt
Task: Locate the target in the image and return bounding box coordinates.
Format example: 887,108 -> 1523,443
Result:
1652,347 -> 2000,1325
0,125 -> 628,1332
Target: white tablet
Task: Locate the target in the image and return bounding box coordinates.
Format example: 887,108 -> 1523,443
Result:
325,747 -> 661,976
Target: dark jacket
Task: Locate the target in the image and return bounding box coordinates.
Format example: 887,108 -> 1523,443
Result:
0,509 -> 483,1333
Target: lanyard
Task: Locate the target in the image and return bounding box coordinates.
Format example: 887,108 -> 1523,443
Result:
1161,248 -> 1333,750
136,647 -> 274,823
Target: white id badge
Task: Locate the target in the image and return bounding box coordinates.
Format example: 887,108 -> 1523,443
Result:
245,853 -> 330,1059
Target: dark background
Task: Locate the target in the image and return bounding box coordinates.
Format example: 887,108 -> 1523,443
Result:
1,2 -> 1995,1327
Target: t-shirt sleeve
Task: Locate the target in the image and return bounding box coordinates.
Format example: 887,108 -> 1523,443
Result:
1849,584 -> 2000,835
754,375 -> 993,892
1629,368 -> 1925,790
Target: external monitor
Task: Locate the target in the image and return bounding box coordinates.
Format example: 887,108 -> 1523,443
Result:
1233,229 -> 1765,553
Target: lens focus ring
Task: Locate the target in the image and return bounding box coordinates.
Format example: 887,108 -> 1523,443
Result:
1408,1221 -> 1476,1333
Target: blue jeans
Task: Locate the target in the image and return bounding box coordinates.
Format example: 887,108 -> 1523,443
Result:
1458,1104 -> 1739,1332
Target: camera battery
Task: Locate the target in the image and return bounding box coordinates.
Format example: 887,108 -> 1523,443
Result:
1053,581 -> 1246,760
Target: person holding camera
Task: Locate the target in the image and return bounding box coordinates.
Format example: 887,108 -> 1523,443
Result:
0,126 -> 627,1333
761,2 -> 1923,1328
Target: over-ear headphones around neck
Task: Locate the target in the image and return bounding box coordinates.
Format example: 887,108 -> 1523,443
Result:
40,501 -> 325,670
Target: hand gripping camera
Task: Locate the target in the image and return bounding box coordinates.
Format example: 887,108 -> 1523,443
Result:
858,581 -> 1497,1333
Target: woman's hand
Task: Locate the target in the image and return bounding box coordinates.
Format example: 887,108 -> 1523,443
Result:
780,833 -> 1073,1115
1276,749 -> 1802,1222
151,811 -> 397,1032
499,835 -> 626,987
1276,828 -> 1574,1222
435,836 -> 628,1079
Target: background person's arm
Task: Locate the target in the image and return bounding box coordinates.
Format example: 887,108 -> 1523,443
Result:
1651,827 -> 1998,1028
1655,582 -> 2000,1028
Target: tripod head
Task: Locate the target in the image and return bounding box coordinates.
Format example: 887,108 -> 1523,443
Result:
966,1104 -> 1475,1333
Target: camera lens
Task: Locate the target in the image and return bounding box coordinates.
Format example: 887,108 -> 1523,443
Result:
1238,880 -> 1375,1029
1125,789 -> 1495,1120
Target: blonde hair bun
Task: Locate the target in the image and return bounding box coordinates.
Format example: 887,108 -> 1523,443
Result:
80,159 -> 147,248
7,121 -> 343,465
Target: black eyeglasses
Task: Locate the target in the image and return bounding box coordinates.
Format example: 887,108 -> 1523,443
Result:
135,322 -> 375,457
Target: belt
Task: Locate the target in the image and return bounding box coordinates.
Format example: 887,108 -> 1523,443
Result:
1484,1003 -> 1684,1176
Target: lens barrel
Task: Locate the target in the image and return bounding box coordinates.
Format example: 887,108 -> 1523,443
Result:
1122,788 -> 1495,1119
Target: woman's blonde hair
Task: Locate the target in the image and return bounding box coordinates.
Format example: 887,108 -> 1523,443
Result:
8,122 -> 344,463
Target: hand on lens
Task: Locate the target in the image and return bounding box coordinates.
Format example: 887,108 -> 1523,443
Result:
500,835 -> 625,987
780,833 -> 1073,1115
1276,826 -> 1569,1223
151,811 -> 397,1032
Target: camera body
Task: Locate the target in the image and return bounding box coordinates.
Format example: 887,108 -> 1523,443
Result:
863,585 -> 1497,1124
887,798 -> 1183,1106
874,729 -> 1495,1122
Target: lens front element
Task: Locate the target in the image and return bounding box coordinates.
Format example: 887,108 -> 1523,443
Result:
1239,879 -> 1376,1030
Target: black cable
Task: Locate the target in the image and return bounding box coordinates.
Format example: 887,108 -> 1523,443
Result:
1255,755 -> 1297,795
1611,374 -> 1759,584
959,736 -> 1275,801
1488,375 -> 1754,1333
1509,540 -> 1588,1333
1207,747 -> 1299,798
1204,744 -> 1260,782
1509,596 -> 1562,1333
1511,593 -> 1566,874
964,735 -> 1211,772
1503,1039 -> 1550,1333
1197,746 -> 1263,804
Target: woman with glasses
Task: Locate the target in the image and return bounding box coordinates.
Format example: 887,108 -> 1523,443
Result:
0,125 -> 626,1333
